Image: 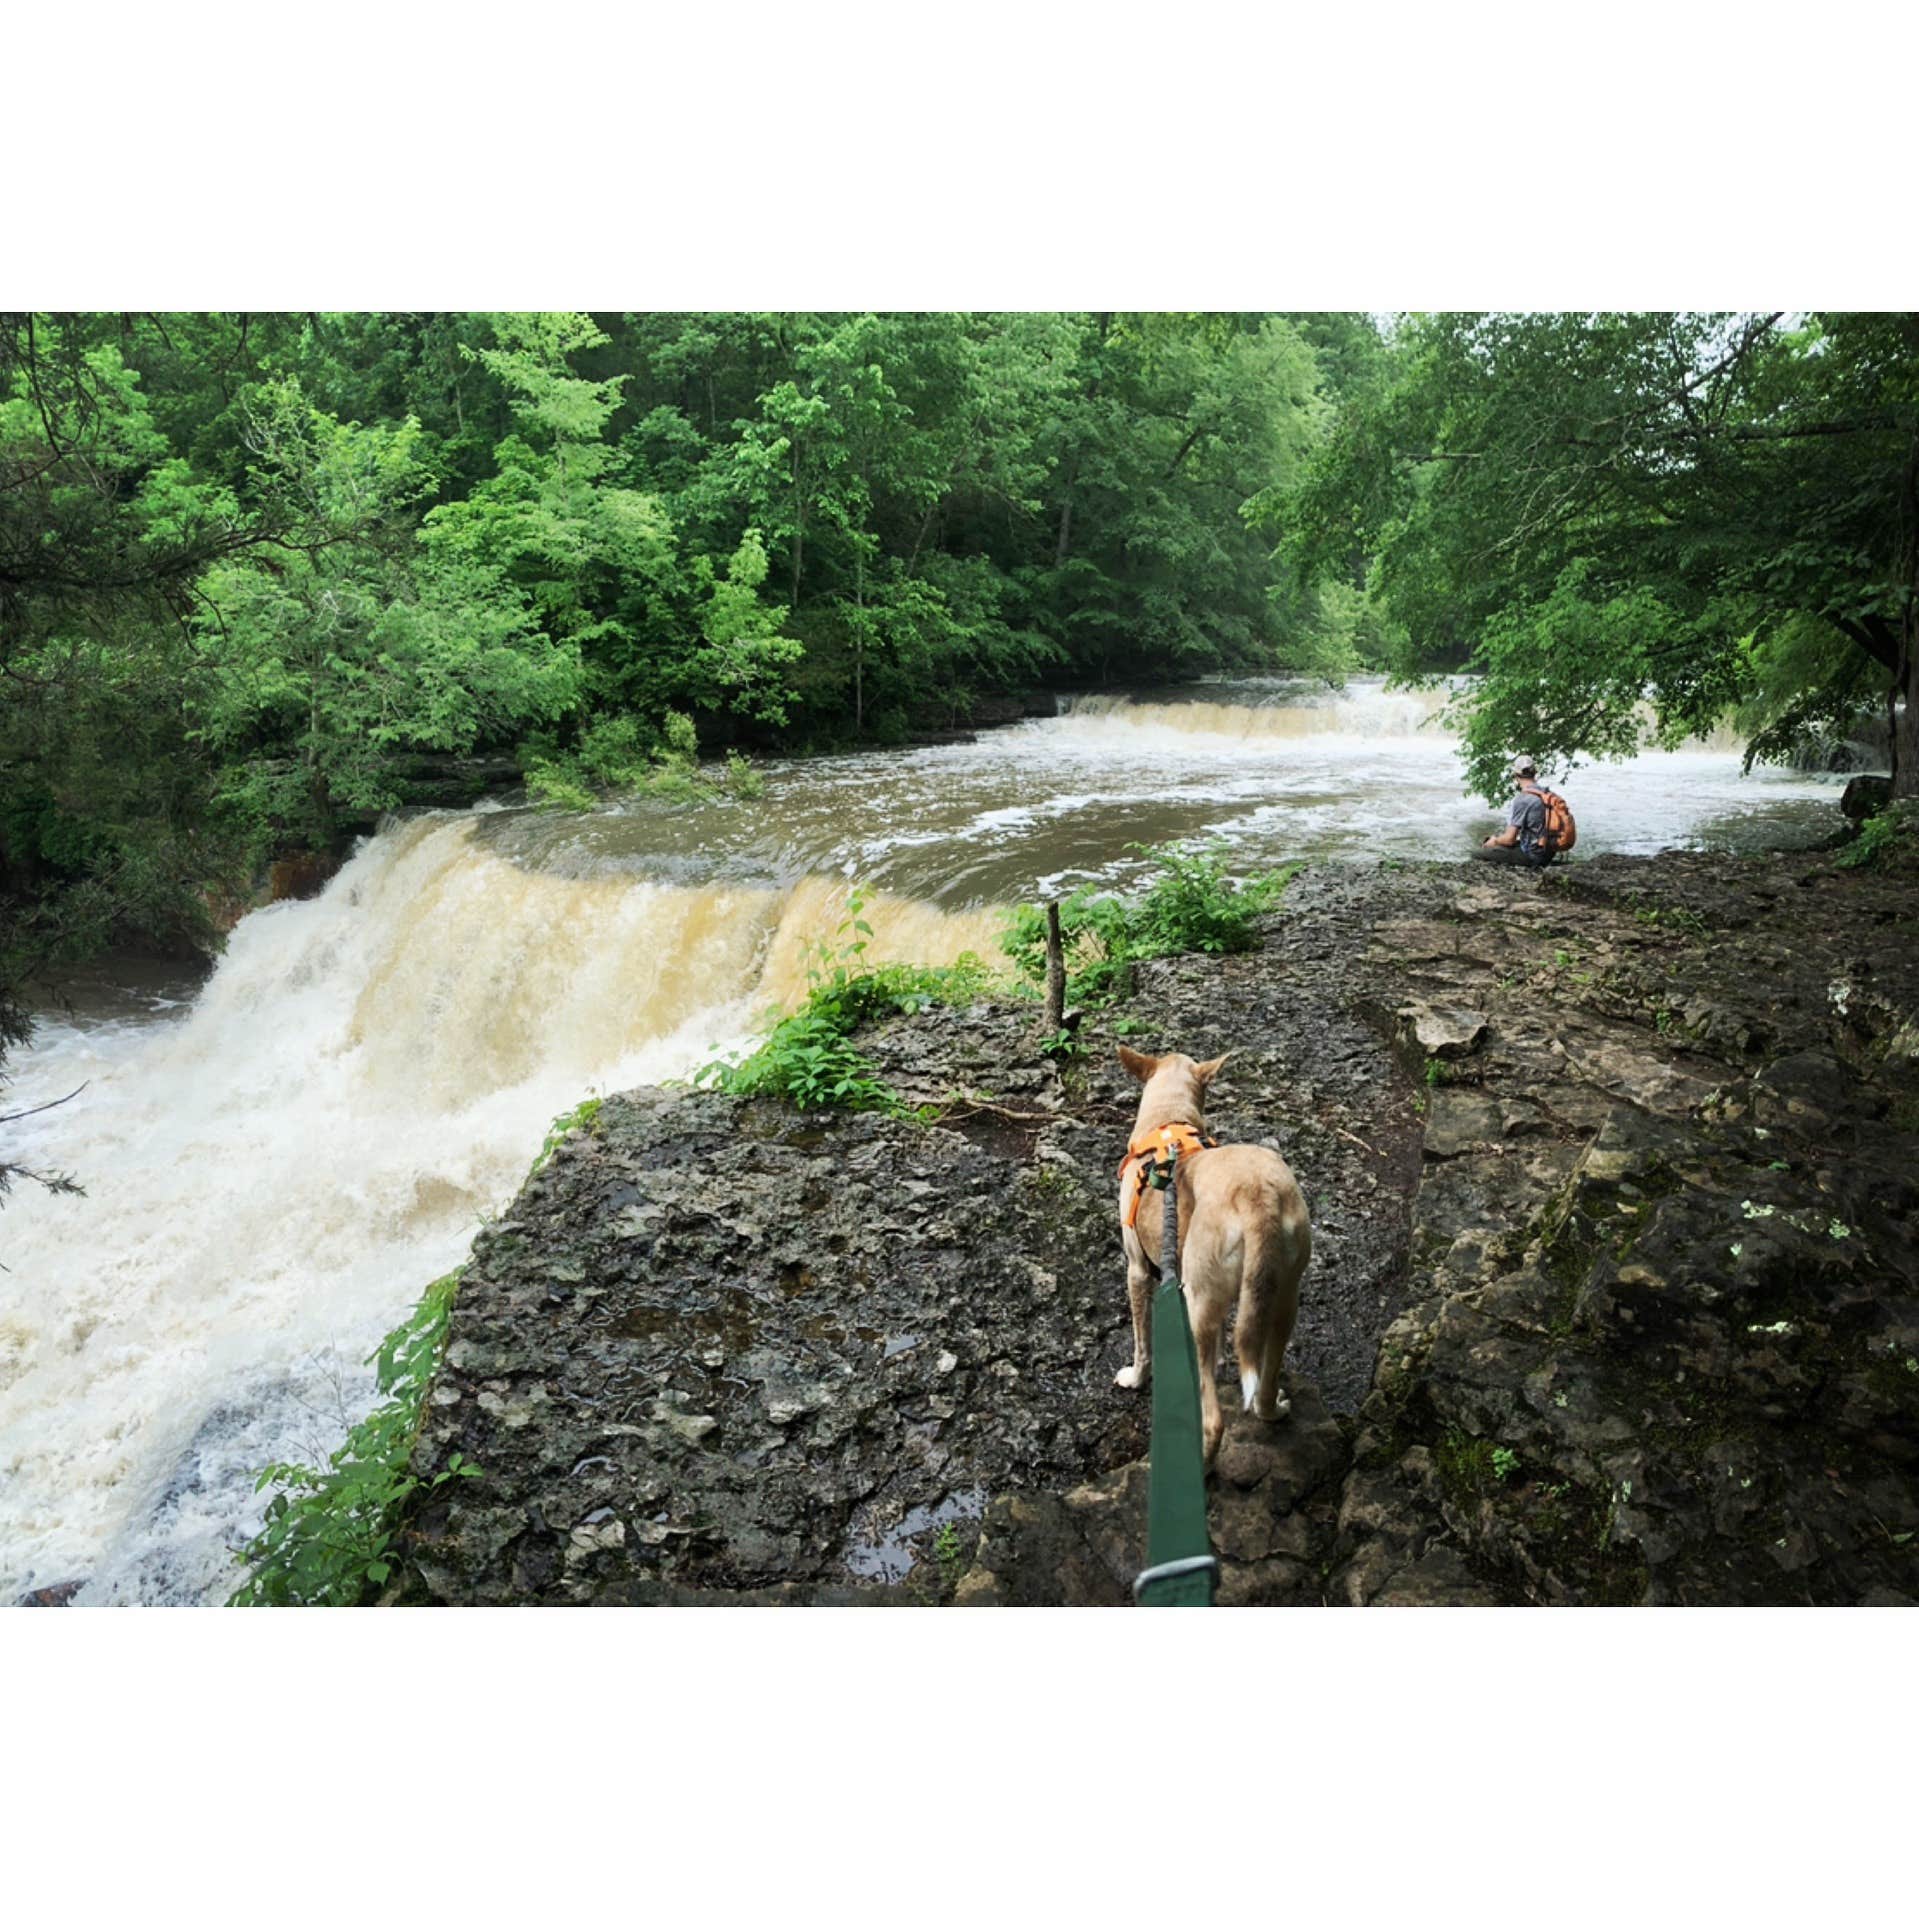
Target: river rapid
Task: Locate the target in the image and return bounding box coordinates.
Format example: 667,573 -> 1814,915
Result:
0,680 -> 1853,1603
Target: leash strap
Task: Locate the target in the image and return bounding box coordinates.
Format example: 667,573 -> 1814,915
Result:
1135,1142 -> 1217,1607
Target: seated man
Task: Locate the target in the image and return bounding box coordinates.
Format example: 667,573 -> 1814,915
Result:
1474,755 -> 1557,867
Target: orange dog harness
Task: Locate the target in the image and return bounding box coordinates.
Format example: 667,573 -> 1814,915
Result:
1117,1122 -> 1217,1229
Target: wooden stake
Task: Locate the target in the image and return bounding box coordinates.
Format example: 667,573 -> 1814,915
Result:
1042,898 -> 1065,1034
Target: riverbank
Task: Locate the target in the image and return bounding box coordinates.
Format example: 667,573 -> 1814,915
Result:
392,829 -> 1919,1604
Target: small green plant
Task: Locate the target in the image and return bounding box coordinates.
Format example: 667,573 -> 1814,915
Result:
522,708 -> 718,811
699,1001 -> 898,1112
934,1521 -> 963,1569
1424,1057 -> 1450,1089
1132,841 -> 1299,955
696,890 -> 995,1114
1436,1431 -> 1498,1497
1038,1025 -> 1081,1060
1001,840 -> 1299,1007
1491,1446 -> 1520,1482
229,1272 -> 479,1606
1838,812 -> 1902,869
531,1095 -> 604,1175
523,759 -> 598,813
722,749 -> 766,801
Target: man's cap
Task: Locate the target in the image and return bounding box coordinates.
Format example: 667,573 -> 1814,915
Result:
1511,754 -> 1537,776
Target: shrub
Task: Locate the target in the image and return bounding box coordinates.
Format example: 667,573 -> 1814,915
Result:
1133,841 -> 1297,955
521,708 -> 715,811
1837,810 -> 1905,870
523,759 -> 598,813
695,890 -> 994,1112
1002,839 -> 1299,1005
722,749 -> 766,801
228,1271 -> 478,1606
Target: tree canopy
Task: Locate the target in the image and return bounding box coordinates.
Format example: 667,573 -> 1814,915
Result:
1271,311 -> 1919,797
1,308 -> 1392,1111
6,304 -> 1915,1126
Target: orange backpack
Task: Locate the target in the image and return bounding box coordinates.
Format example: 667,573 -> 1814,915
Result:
1536,785 -> 1577,853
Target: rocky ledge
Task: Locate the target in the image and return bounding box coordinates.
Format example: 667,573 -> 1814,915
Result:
396,839 -> 1919,1605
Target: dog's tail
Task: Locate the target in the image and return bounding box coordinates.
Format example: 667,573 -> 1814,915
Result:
1235,1199 -> 1308,1415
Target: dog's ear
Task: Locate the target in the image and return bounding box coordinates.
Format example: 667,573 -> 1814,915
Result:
1194,1054 -> 1231,1086
1116,1044 -> 1160,1083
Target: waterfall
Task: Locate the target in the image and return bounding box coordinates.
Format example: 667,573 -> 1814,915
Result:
0,815 -> 1001,1604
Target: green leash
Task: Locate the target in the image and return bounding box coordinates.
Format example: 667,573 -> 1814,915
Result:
1134,1143 -> 1217,1606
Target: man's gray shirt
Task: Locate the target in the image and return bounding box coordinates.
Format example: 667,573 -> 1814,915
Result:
1507,787 -> 1548,853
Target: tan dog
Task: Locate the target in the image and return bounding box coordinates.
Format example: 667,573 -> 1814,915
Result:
1114,1046 -> 1311,1464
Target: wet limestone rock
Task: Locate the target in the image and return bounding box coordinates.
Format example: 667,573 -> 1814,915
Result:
396,838 -> 1919,1606
1334,848 -> 1919,1605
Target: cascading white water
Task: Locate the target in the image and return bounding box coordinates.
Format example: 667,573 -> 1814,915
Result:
0,816 -> 1000,1604
0,676 -> 1860,1603
1057,681 -> 1449,739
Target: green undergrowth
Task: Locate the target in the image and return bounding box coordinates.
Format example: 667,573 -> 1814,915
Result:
1002,840 -> 1301,1005
229,1271 -> 478,1606
524,710 -> 765,812
1836,808 -> 1910,870
531,1094 -> 605,1174
696,889 -> 997,1114
698,842 -> 1300,1115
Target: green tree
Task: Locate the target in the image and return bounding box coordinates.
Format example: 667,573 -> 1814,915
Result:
194,379 -> 582,844
1273,311 -> 1919,796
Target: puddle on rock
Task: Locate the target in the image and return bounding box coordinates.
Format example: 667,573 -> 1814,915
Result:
842,1487 -> 987,1583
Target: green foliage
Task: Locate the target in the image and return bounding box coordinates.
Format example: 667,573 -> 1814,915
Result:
698,1001 -> 897,1113
695,890 -> 994,1113
530,1095 -> 604,1174
721,749 -> 765,800
931,1520 -> 966,1593
521,707 -> 723,811
1436,1431 -> 1498,1497
228,1272 -> 478,1606
1132,841 -> 1299,955
3,308 -> 1394,1102
1268,310 -> 1919,794
1837,811 -> 1906,869
1002,841 -> 1299,1005
194,380 -> 582,841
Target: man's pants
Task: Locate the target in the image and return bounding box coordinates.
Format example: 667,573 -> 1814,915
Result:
1471,844 -> 1551,867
